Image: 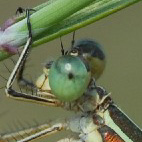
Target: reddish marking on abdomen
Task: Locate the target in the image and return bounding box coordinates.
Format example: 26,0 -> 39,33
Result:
104,132 -> 124,142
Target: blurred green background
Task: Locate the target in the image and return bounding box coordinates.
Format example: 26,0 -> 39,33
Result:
0,0 -> 142,141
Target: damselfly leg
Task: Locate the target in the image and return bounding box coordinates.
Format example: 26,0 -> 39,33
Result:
1,120 -> 68,141
5,9 -> 63,108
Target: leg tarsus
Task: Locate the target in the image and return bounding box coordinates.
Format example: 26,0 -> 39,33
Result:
16,7 -> 25,15
1,122 -> 67,142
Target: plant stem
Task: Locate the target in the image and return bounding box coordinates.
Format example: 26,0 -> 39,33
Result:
0,0 -> 141,61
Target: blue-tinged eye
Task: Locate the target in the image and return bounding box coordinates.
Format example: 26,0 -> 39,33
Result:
73,39 -> 106,80
49,55 -> 91,102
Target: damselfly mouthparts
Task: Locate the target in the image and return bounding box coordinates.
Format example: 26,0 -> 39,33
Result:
1,8 -> 142,142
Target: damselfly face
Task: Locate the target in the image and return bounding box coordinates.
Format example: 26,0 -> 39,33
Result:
36,39 -> 106,102
1,7 -> 142,142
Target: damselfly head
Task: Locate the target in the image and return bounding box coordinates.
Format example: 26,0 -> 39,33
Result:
36,38 -> 106,102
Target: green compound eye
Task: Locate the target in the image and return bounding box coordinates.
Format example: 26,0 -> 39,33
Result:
49,55 -> 91,102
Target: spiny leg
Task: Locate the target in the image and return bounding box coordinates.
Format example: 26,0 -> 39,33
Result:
15,8 -> 56,97
1,121 -> 67,142
16,52 -> 36,91
5,9 -> 63,107
16,8 -> 36,90
6,9 -> 32,92
15,7 -> 37,91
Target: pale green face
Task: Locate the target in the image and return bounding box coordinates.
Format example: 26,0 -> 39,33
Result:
49,55 -> 91,102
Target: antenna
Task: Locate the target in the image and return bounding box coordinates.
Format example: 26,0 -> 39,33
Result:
71,31 -> 76,48
60,37 -> 64,55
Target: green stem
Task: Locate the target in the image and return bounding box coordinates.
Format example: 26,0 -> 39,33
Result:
0,0 -> 141,61
33,0 -> 142,47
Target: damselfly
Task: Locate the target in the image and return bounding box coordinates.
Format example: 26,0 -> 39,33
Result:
0,8 -> 142,142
